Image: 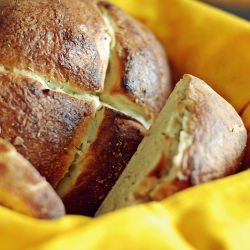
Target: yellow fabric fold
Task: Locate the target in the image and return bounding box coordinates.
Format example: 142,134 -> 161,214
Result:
2,170 -> 250,250
0,209 -> 90,250
1,1 -> 250,249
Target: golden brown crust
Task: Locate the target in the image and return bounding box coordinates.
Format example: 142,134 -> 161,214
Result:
96,75 -> 247,216
62,107 -> 146,216
0,0 -> 170,216
182,75 -> 247,183
0,0 -> 110,92
0,71 -> 96,187
99,1 -> 171,119
0,138 -> 65,219
139,75 -> 247,201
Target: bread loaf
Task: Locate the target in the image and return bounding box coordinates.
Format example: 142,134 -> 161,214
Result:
96,75 -> 247,215
0,138 -> 65,219
0,0 -> 171,216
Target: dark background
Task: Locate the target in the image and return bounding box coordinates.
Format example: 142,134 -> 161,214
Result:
204,1 -> 250,20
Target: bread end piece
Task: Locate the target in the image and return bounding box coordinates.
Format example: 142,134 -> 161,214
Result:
96,74 -> 247,216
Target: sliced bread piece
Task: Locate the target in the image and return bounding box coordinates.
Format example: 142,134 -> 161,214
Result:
96,74 -> 247,215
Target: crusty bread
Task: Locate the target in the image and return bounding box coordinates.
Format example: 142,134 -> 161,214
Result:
0,0 -> 170,216
0,70 -> 98,188
0,0 -> 171,124
0,138 -> 65,219
98,1 -> 171,121
57,106 -> 146,216
96,75 -> 247,215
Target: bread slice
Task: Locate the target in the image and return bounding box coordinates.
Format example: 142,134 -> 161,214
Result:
96,75 -> 247,215
0,138 -> 65,219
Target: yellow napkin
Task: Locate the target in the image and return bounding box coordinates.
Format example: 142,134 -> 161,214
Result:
3,170 -> 250,250
2,1 -> 250,249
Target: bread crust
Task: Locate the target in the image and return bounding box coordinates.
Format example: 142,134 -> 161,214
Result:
138,75 -> 247,200
0,0 -> 110,91
96,75 -> 247,215
0,138 -> 65,219
0,71 -> 96,187
61,107 -> 146,216
182,76 -> 246,182
0,0 -> 171,216
99,1 -> 171,119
